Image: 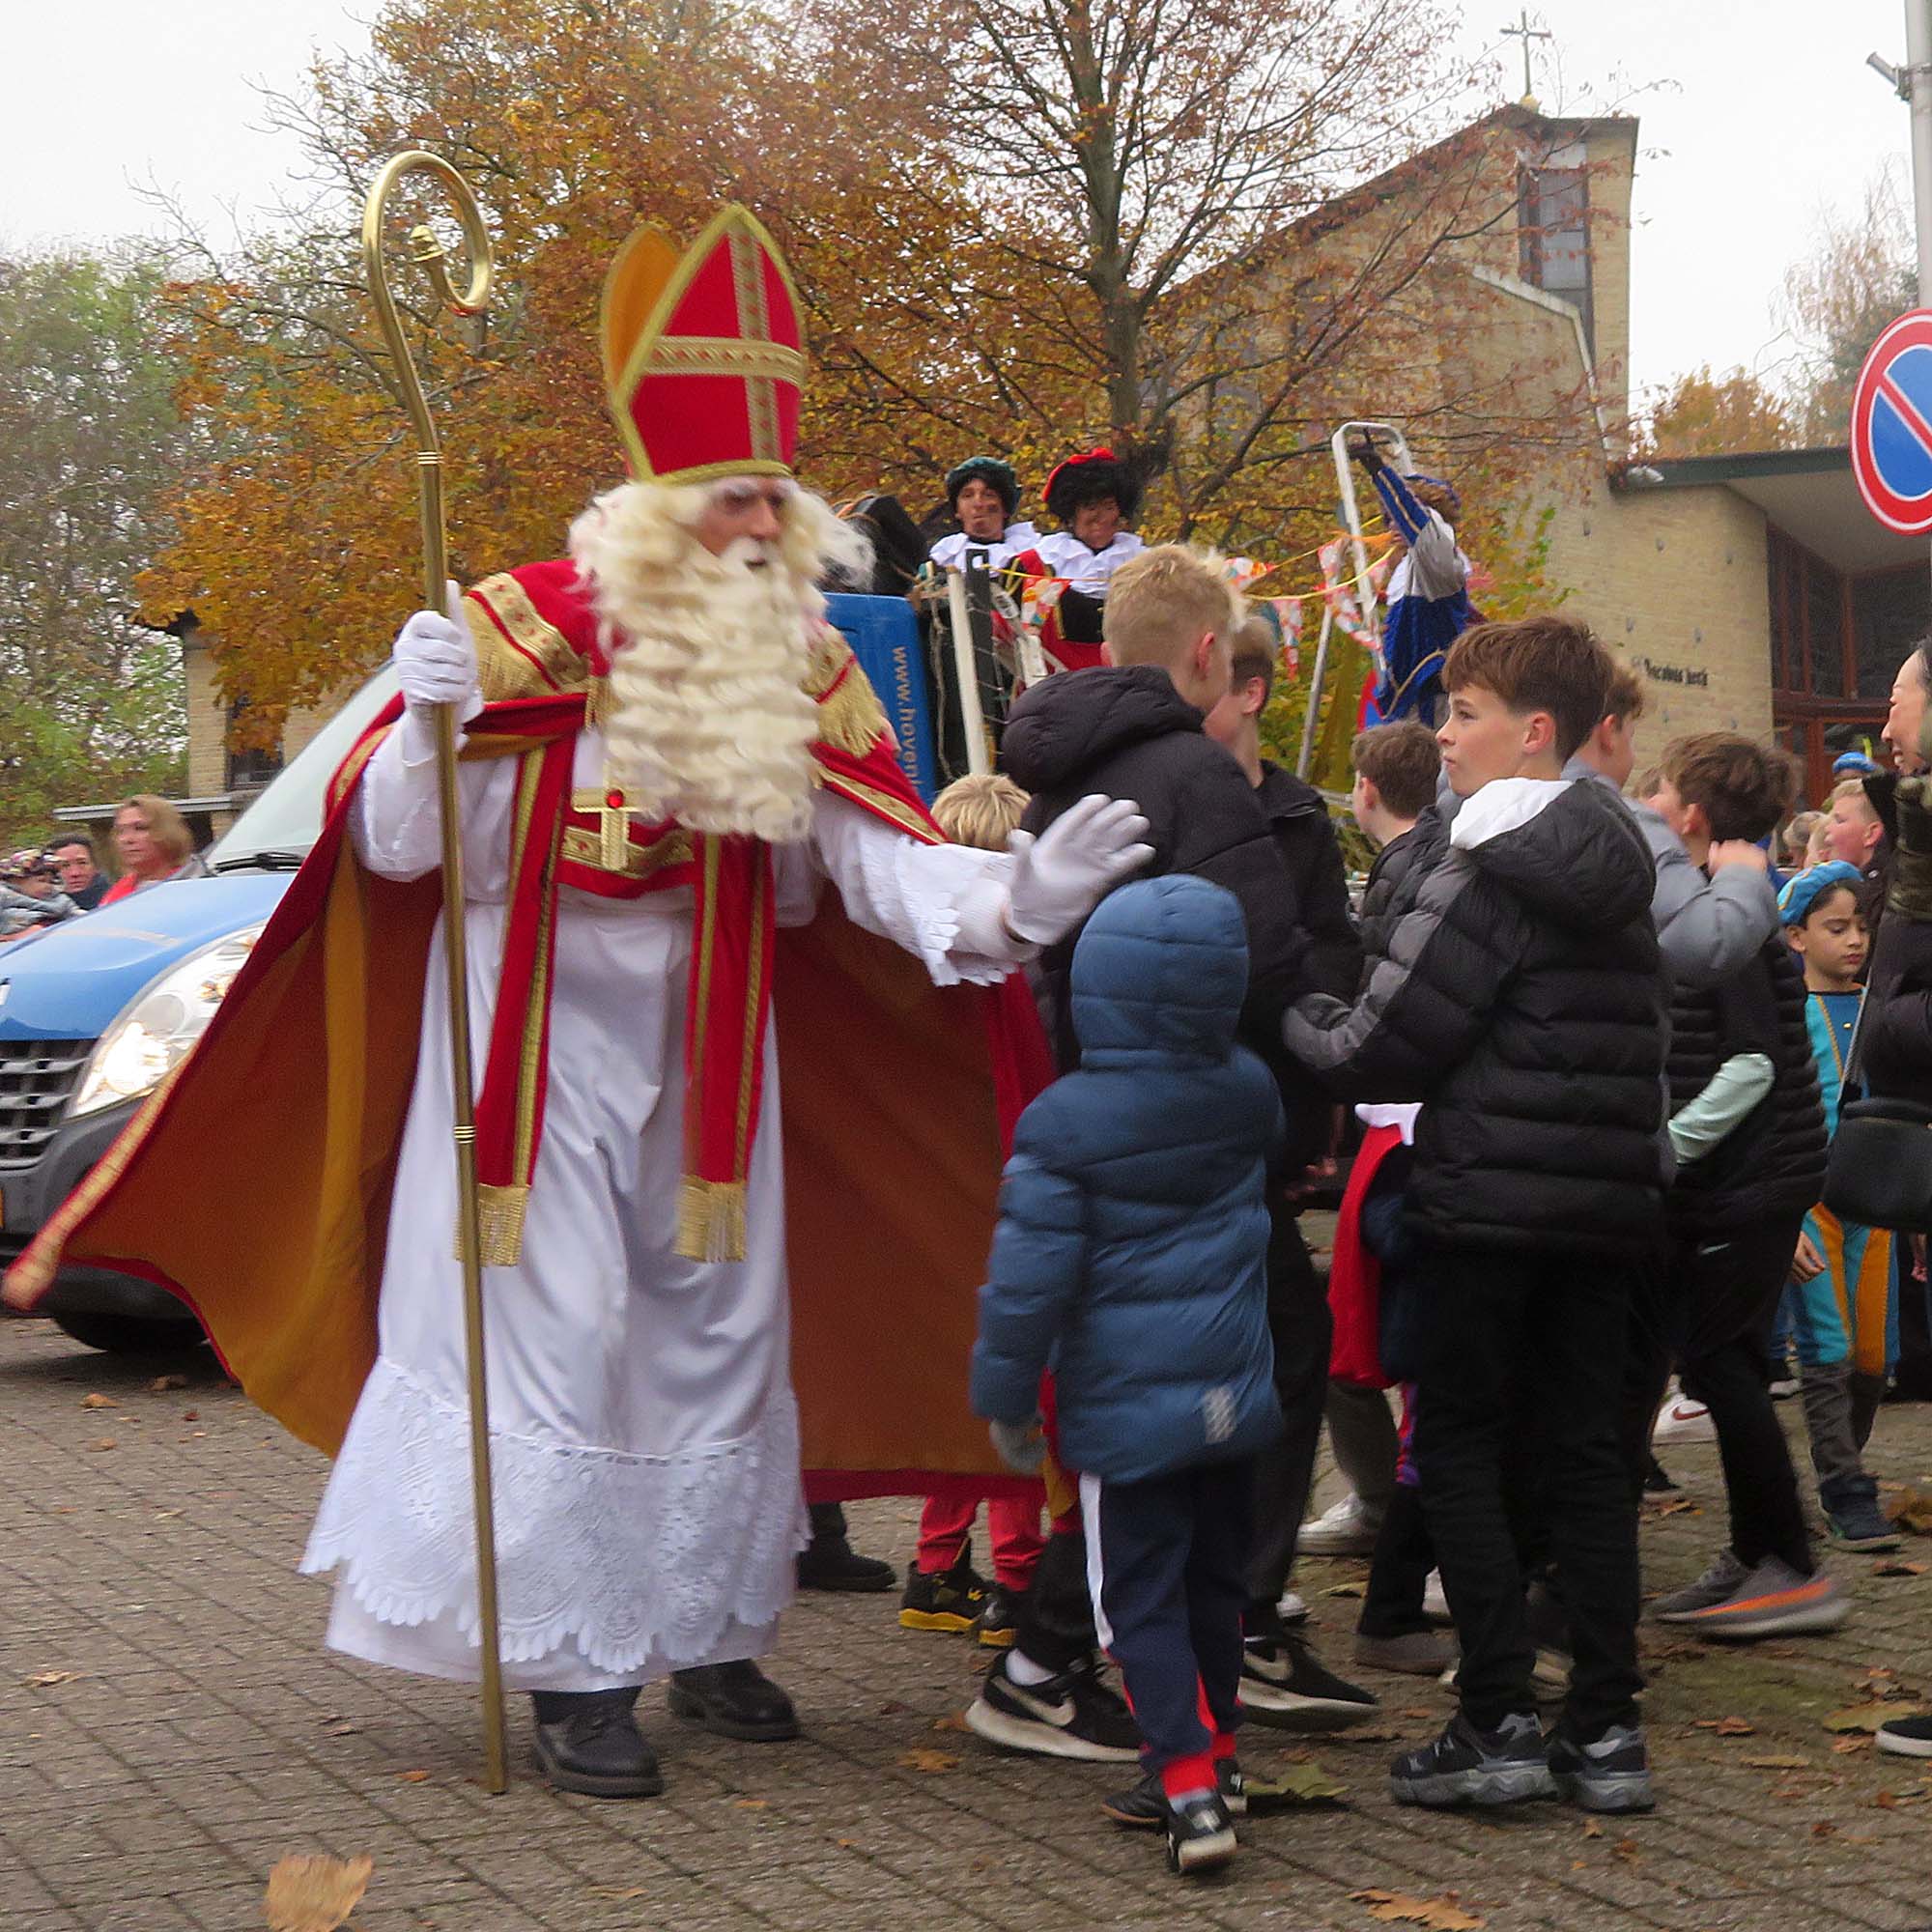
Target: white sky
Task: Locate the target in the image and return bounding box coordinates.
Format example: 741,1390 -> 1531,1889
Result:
0,0 -> 1917,398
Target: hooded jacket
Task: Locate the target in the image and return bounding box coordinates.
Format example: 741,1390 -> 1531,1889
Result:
969,875 -> 1284,1484
1001,665 -> 1321,1162
1284,777 -> 1665,1256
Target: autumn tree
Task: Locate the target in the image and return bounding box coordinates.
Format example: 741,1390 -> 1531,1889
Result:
145,0 -> 1594,726
1634,365 -> 1795,459
0,250 -> 188,842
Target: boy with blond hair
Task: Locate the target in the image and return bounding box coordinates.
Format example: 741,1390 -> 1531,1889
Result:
970,543 -> 1380,1764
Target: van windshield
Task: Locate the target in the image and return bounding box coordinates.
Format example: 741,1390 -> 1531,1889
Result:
207,669 -> 399,870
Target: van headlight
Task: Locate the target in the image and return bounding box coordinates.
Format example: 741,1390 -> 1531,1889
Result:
71,926 -> 266,1118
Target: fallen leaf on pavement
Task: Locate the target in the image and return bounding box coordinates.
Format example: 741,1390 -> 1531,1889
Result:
1324,1581 -> 1366,1599
1645,1497 -> 1698,1517
396,1769 -> 431,1783
735,1798 -> 768,1809
897,1749 -> 957,1774
1826,1704 -> 1925,1733
1876,1559 -> 1931,1577
22,1670 -> 80,1688
1833,1737 -> 1874,1754
1885,1487 -> 1932,1533
1246,1762 -> 1347,1808
153,1509 -> 185,1520
1744,1754 -> 1811,1769
80,1392 -> 117,1409
89,1438 -> 116,1452
324,1721 -> 357,1737
877,1700 -> 909,1717
586,1886 -> 648,1900
1580,1818 -> 1604,1839
182,1409 -> 199,1423
1691,1716 -> 1754,1736
1811,1820 -> 1838,1839
1399,1707 -> 1435,1719
262,1853 -> 373,1932
1613,1837 -> 1640,1862
1350,1889 -> 1485,1930
149,1374 -> 187,1392
931,1713 -> 969,1733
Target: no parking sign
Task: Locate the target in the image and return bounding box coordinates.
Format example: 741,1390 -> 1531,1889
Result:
1852,309 -> 1932,533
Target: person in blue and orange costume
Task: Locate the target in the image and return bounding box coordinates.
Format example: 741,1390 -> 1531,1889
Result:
4,207 -> 1154,1803
1349,435 -> 1473,727
1778,861 -> 1901,1553
1009,447 -> 1149,671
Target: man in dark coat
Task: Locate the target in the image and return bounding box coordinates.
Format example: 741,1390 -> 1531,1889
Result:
1285,615 -> 1665,1816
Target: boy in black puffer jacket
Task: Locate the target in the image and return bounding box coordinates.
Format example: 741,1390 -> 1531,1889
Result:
1640,735 -> 1839,1641
1284,615 -> 1664,1816
982,544 -> 1377,1760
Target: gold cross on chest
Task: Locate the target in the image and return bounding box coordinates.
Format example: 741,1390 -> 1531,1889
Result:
570,782 -> 635,870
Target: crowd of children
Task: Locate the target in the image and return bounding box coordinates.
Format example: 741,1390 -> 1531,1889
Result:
873,534 -> 1932,1879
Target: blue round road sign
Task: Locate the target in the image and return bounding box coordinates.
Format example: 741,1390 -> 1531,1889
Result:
1853,310 -> 1932,533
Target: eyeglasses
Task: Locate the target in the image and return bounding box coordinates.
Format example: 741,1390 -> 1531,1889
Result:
709,480 -> 794,515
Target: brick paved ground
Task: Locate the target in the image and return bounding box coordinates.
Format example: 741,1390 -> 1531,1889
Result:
6,1312 -> 1932,1932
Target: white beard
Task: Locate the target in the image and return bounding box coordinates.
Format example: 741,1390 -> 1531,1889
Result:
569,481 -> 866,843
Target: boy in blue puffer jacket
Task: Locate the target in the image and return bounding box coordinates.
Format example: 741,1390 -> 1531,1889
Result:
971,873 -> 1282,1877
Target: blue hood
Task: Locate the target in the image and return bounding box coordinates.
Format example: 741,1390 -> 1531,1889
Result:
1068,874 -> 1249,1063
0,873 -> 290,1040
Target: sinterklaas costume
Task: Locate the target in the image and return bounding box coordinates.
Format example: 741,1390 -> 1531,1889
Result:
8,208 -> 1050,1691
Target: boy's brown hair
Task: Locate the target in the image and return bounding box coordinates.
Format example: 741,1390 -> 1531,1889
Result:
1659,732 -> 1798,843
1103,545 -> 1241,668
931,772 -> 1029,852
1228,617 -> 1278,704
1605,661 -> 1647,724
1350,722 -> 1441,821
1440,614 -> 1617,761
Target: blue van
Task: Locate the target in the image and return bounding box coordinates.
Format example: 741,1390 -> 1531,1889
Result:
0,670 -> 397,1352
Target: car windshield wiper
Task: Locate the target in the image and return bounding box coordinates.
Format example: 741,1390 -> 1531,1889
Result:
213,848 -> 310,873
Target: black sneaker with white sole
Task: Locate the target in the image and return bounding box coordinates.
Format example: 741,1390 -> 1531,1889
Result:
1547,1722 -> 1655,1812
1238,1621 -> 1380,1732
1166,1792 -> 1238,1875
1877,1714 -> 1932,1757
1390,1710 -> 1558,1808
965,1651 -> 1141,1761
1101,1759 -> 1247,1827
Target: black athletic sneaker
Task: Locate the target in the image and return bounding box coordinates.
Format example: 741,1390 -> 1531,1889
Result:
1239,1615 -> 1380,1732
976,1580 -> 1019,1649
965,1651 -> 1141,1761
1642,1457 -> 1681,1497
898,1551 -> 987,1634
1101,1759 -> 1247,1827
1165,1792 -> 1238,1875
1547,1721 -> 1655,1813
1390,1710 -> 1558,1808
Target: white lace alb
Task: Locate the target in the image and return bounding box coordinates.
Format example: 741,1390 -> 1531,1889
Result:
302,1357 -> 807,1674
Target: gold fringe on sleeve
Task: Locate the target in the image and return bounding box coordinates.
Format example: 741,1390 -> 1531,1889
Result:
802,629 -> 890,758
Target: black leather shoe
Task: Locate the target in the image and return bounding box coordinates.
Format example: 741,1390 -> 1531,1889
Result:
530,1688 -> 663,1798
797,1503 -> 896,1592
666,1661 -> 801,1742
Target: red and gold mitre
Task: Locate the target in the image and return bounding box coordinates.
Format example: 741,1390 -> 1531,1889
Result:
600,205 -> 806,485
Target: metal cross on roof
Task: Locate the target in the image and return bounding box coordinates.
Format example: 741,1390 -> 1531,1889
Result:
1501,8 -> 1552,105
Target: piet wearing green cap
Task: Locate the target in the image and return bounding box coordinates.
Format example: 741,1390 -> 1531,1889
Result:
928,456 -> 1039,571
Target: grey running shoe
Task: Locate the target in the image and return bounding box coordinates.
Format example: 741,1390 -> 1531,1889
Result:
1352,1629 -> 1459,1675
1390,1710 -> 1558,1808
1675,1556 -> 1849,1640
1548,1722 -> 1655,1812
1651,1548 -> 1748,1622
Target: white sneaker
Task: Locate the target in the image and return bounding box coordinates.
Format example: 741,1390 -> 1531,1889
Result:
1297,1492 -> 1380,1556
1422,1570 -> 1450,1624
1652,1394 -> 1716,1444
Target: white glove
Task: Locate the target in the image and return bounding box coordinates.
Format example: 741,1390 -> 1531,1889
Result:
989,1415 -> 1047,1475
393,581 -> 480,716
1004,794 -> 1152,946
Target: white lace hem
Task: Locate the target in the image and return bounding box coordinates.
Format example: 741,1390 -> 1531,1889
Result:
301,1356 -> 807,1675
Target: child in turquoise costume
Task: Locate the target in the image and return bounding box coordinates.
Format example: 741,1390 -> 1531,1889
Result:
1779,862 -> 1899,1552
